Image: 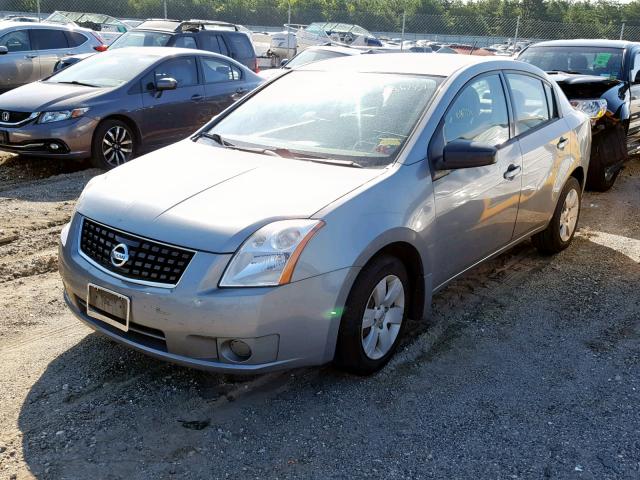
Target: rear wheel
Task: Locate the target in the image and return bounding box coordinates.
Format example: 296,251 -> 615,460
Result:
91,119 -> 136,170
335,255 -> 409,375
532,177 -> 581,254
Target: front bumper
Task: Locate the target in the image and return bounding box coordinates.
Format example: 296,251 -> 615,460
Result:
0,116 -> 98,159
58,215 -> 356,373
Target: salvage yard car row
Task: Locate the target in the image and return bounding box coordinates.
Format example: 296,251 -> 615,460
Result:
0,15 -> 633,374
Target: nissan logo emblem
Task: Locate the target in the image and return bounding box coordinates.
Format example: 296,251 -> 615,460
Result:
110,243 -> 129,268
1,112 -> 9,122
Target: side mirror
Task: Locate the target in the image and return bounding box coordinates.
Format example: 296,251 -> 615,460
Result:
634,71 -> 640,84
436,140 -> 497,170
280,58 -> 289,67
0,46 -> 8,55
156,77 -> 177,91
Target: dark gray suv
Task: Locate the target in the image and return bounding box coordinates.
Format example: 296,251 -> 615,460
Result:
58,19 -> 259,74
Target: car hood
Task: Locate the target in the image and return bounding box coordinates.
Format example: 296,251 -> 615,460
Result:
76,140 -> 384,253
0,81 -> 110,111
547,72 -> 623,99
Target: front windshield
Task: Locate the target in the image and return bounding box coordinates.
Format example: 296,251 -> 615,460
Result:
206,71 -> 442,167
109,30 -> 171,49
47,51 -> 159,88
519,46 -> 624,80
286,49 -> 346,68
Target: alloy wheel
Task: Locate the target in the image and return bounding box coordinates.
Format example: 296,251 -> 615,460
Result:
361,275 -> 405,360
559,188 -> 579,242
102,125 -> 133,167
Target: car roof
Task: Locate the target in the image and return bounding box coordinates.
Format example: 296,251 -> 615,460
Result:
0,20 -> 79,30
529,39 -> 637,49
135,19 -> 238,33
298,52 -> 502,76
305,45 -> 367,55
100,46 -> 251,66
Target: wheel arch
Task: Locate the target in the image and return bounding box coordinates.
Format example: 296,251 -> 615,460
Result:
92,114 -> 142,150
570,165 -> 585,190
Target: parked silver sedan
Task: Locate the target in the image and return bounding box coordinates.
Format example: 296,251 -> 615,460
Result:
59,54 -> 591,375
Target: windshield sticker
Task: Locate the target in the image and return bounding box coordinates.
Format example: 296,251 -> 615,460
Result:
375,138 -> 401,155
594,52 -> 613,68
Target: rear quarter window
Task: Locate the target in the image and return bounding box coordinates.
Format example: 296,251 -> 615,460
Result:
226,33 -> 254,58
65,31 -> 88,48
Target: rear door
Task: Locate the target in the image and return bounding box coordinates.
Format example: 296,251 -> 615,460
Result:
30,28 -> 70,78
430,72 -> 523,288
0,28 -> 39,89
199,56 -> 248,119
505,72 -> 572,238
197,32 -> 230,57
223,32 -> 256,70
140,56 -> 207,147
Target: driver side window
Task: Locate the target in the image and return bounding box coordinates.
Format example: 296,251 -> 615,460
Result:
0,30 -> 31,52
444,74 -> 509,147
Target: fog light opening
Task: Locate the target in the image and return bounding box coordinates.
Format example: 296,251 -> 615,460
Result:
223,339 -> 252,363
48,142 -> 61,152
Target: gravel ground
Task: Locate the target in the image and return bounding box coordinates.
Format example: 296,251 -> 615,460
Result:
0,152 -> 638,479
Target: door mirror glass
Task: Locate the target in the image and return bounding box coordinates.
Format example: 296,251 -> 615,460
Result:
280,58 -> 289,67
156,77 -> 178,91
0,46 -> 7,55
436,140 -> 497,170
634,70 -> 640,84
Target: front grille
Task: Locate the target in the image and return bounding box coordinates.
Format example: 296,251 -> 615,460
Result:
0,110 -> 33,124
79,217 -> 195,286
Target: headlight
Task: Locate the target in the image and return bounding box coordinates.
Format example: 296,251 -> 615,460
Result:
60,222 -> 71,247
39,108 -> 89,124
570,99 -> 607,120
219,219 -> 324,287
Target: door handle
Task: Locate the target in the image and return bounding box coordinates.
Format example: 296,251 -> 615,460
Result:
24,54 -> 37,59
235,88 -> 248,94
503,164 -> 522,180
191,94 -> 204,102
557,137 -> 568,150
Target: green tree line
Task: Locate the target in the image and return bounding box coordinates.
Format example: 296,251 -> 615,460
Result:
9,0 -> 640,37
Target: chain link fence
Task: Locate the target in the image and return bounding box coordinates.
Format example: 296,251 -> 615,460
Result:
3,1 -> 640,46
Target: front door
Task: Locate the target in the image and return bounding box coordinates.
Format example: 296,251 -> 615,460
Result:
430,73 -> 523,288
141,56 -> 207,147
627,51 -> 640,138
0,29 -> 39,90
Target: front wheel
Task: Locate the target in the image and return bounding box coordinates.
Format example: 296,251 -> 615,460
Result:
91,119 -> 136,170
532,176 -> 581,254
335,255 -> 409,375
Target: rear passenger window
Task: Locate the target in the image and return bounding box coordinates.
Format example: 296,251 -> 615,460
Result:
154,57 -> 198,87
65,31 -> 88,47
443,74 -> 509,146
0,30 -> 30,52
201,57 -> 241,83
174,36 -> 197,49
199,34 -> 229,56
506,73 -> 551,134
31,29 -> 68,50
226,34 -> 254,59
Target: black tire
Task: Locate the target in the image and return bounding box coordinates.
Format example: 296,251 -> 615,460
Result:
586,162 -> 620,192
335,255 -> 410,375
91,119 -> 136,170
532,176 -> 581,255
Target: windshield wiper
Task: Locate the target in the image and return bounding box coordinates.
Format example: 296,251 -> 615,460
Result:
546,70 -> 583,75
55,80 -> 100,87
197,133 -> 363,167
197,132 -> 282,156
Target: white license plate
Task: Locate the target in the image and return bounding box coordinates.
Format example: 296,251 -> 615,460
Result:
86,283 -> 130,332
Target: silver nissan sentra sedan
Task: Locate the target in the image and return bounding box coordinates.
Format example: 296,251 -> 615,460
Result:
59,54 -> 591,375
